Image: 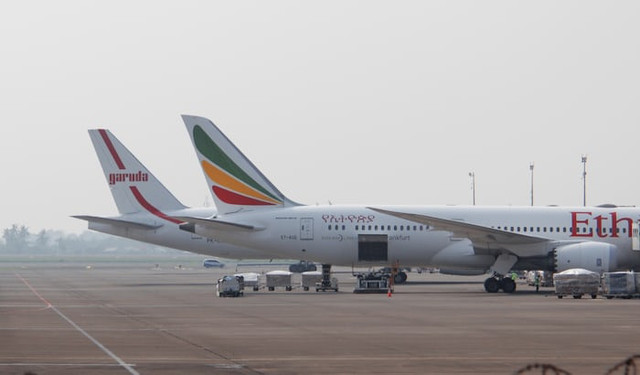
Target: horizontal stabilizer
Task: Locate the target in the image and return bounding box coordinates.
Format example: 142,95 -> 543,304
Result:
72,215 -> 163,230
368,207 -> 545,245
174,216 -> 262,232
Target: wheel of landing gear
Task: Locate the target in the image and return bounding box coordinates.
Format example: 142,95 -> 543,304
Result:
484,277 -> 500,293
394,272 -> 408,284
501,277 -> 516,293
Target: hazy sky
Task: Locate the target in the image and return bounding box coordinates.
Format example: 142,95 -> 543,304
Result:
1,1 -> 638,233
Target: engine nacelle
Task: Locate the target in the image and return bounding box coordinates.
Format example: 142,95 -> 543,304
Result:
555,242 -> 617,273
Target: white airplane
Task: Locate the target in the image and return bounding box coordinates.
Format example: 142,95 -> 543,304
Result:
73,129 -> 280,260
176,115 -> 640,293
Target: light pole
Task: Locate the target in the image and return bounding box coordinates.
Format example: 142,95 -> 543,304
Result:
469,172 -> 476,206
581,155 -> 587,206
529,163 -> 534,206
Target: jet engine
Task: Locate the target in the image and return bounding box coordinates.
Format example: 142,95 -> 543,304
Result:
554,242 -> 617,273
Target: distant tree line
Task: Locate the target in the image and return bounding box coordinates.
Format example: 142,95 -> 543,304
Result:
0,224 -> 178,255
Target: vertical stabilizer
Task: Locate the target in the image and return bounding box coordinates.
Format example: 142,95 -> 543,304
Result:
182,115 -> 299,215
88,129 -> 186,218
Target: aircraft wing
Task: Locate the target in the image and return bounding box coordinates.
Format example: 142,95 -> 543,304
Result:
174,216 -> 263,232
72,215 -> 163,230
368,207 -> 547,246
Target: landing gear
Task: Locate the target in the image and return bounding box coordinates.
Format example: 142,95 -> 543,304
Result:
483,276 -> 516,293
501,277 -> 516,293
394,271 -> 408,284
484,277 -> 500,293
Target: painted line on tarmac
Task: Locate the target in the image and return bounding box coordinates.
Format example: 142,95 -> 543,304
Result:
14,273 -> 140,375
0,363 -> 130,367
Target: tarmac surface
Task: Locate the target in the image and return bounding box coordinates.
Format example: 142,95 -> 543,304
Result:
2,260 -> 640,375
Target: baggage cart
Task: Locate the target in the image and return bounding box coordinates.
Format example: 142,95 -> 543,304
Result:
235,272 -> 260,291
266,270 -> 293,291
553,268 -> 600,299
301,271 -> 322,291
602,271 -> 637,299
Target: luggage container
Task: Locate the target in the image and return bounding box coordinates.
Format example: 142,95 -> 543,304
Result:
266,270 -> 293,291
235,272 -> 260,291
602,271 -> 637,299
553,268 -> 600,299
301,271 -> 322,291
216,275 -> 244,297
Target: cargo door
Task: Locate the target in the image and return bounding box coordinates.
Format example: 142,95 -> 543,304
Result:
300,218 -> 314,240
358,234 -> 388,262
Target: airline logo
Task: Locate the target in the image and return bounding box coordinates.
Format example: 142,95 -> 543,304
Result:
192,125 -> 283,206
571,211 -> 635,238
109,171 -> 149,185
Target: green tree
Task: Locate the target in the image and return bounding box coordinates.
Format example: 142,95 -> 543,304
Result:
2,224 -> 30,253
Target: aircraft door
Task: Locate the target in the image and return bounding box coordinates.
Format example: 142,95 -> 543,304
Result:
300,218 -> 314,240
633,220 -> 639,251
358,234 -> 388,262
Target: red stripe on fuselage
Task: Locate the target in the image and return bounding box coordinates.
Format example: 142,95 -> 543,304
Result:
129,186 -> 183,224
98,129 -> 126,170
213,186 -> 277,206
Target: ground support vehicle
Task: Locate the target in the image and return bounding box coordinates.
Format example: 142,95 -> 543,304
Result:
315,264 -> 339,292
289,260 -> 317,273
216,275 -> 244,297
353,272 -> 392,294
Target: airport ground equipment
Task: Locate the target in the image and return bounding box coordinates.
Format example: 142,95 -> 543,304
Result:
526,270 -> 554,287
602,271 -> 638,299
235,272 -> 260,291
216,275 -> 244,297
315,264 -> 339,292
289,260 -> 317,273
301,271 -> 323,291
353,272 -> 392,294
553,268 -> 600,299
266,270 -> 293,291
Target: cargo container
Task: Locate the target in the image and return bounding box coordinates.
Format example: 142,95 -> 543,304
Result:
301,271 -> 323,291
602,271 -> 637,299
235,272 -> 260,291
266,270 -> 293,291
553,268 -> 600,299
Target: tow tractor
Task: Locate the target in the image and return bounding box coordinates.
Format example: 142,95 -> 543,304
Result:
353,271 -> 392,294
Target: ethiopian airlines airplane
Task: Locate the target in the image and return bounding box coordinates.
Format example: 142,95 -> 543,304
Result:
176,115 -> 640,293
